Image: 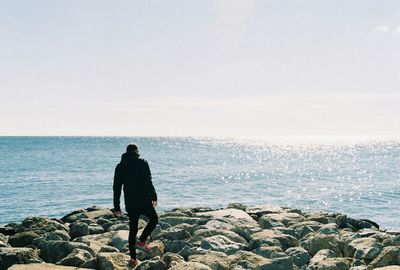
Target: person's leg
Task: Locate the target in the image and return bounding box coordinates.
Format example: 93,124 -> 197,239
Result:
127,210 -> 141,260
138,205 -> 158,242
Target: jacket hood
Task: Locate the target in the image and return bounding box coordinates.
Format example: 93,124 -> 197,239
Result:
120,152 -> 140,164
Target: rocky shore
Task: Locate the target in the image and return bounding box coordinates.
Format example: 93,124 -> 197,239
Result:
1,203 -> 400,270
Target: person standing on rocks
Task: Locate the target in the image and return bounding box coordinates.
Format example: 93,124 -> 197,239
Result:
113,144 -> 159,267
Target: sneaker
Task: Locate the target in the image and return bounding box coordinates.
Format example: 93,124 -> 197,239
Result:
135,241 -> 152,253
128,259 -> 141,267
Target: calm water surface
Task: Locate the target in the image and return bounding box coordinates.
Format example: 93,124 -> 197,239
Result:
0,137 -> 399,230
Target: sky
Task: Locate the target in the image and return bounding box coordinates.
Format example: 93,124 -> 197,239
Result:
0,0 -> 399,138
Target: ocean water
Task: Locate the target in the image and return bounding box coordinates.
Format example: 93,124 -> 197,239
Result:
0,136 -> 399,230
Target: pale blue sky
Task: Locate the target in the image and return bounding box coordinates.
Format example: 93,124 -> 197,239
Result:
0,0 -> 399,138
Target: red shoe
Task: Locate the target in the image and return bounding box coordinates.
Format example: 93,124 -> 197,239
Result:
128,259 -> 141,267
135,241 -> 152,253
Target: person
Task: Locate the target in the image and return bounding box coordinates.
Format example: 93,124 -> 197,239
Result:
113,144 -> 158,267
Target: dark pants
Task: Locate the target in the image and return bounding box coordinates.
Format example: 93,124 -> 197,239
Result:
127,206 -> 158,260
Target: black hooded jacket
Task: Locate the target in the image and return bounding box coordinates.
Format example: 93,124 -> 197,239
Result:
113,152 -> 157,211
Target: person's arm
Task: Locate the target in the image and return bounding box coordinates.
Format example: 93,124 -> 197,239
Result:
113,164 -> 123,212
143,160 -> 157,204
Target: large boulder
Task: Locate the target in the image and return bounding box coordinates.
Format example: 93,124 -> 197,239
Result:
193,229 -> 247,245
285,247 -> 310,268
201,235 -> 246,255
136,258 -> 168,270
39,241 -> 74,263
8,231 -> 40,247
249,230 -> 298,251
368,246 -> 400,269
343,237 -> 383,261
229,250 -> 268,266
189,251 -> 230,270
260,212 -> 304,227
256,256 -> 294,270
56,248 -> 93,267
108,230 -> 129,251
0,247 -> 41,270
17,217 -> 69,235
97,252 -> 130,270
299,232 -> 343,256
169,261 -> 213,270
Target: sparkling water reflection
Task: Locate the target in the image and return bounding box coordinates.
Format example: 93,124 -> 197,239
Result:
0,137 -> 399,230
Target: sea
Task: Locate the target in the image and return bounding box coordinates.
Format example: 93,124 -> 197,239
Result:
0,136 -> 399,230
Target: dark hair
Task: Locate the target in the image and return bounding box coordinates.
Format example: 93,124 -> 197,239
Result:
126,144 -> 138,153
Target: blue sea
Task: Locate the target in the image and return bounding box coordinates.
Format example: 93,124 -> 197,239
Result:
0,137 -> 399,230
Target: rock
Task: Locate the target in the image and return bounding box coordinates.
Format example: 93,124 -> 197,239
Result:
318,224 -> 339,235
155,227 -> 191,241
98,245 -> 119,253
136,259 -> 167,270
192,229 -> 247,245
137,240 -> 165,260
168,261 -> 213,270
0,225 -> 17,236
107,223 -> 129,232
159,216 -> 202,226
108,230 -> 129,251
258,216 -> 285,229
17,217 -> 69,236
231,260 -> 256,270
0,247 -> 41,269
249,230 -> 298,251
368,246 -> 400,269
253,246 -> 283,258
74,231 -> 117,254
201,235 -> 246,255
304,211 -> 337,225
88,224 -> 104,235
162,252 -> 184,267
164,240 -> 193,253
299,233 -> 343,256
8,231 -> 40,247
256,256 -> 294,270
56,248 -> 92,267
69,222 -> 89,239
97,219 -> 114,231
8,263 -> 91,269
97,252 -> 130,270
373,267 -> 400,270
285,247 -> 310,267
246,205 -> 286,218
227,202 -> 248,211
189,251 -> 230,270
261,212 -> 304,227
308,257 -> 352,270
343,237 -> 383,261
39,240 -> 76,263
86,209 -> 114,220
229,250 -> 268,266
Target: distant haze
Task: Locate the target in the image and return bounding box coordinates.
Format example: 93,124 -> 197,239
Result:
0,0 -> 399,138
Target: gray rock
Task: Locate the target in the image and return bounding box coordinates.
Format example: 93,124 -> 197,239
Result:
108,230 -> 129,251
70,222 -> 89,239
0,247 -> 41,269
168,261 -> 212,270
164,240 -> 193,253
155,227 -> 191,241
201,235 -> 246,255
343,237 -> 383,261
189,251 -> 230,270
98,245 -> 119,253
8,263 -> 92,269
285,247 -> 310,267
299,233 -> 343,256
229,250 -> 268,267
18,217 -> 69,235
368,246 -> 400,269
253,246 -> 283,258
249,230 -> 298,251
193,229 -> 247,245
136,258 -> 168,270
162,252 -> 184,267
107,223 -> 129,232
257,256 -> 294,270
8,231 -> 40,247
97,252 -> 130,270
39,240 -> 76,263
56,248 -> 92,267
